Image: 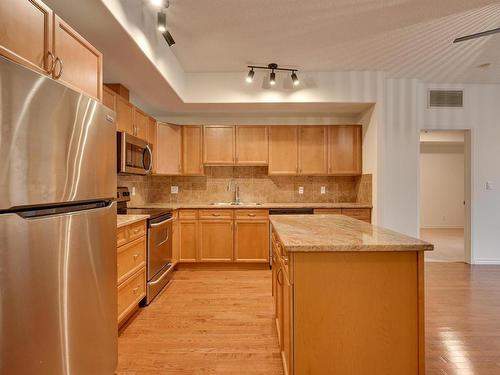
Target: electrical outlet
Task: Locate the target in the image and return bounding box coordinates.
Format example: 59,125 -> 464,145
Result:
486,181 -> 494,190
131,186 -> 136,196
171,185 -> 179,194
298,186 -> 304,195
320,186 -> 326,194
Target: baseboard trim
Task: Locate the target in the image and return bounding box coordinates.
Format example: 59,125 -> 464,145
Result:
472,259 -> 500,265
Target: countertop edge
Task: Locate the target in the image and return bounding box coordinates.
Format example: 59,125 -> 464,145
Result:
117,214 -> 150,228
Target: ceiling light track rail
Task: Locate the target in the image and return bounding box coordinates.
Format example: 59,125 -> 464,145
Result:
246,63 -> 300,86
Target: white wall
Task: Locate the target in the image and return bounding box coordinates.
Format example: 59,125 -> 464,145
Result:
420,143 -> 465,228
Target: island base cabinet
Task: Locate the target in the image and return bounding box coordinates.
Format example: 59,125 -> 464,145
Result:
274,249 -> 425,375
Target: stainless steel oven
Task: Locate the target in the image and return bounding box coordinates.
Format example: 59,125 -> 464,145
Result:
117,132 -> 153,175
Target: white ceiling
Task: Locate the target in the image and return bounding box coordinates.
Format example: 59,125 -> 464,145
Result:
168,0 -> 500,82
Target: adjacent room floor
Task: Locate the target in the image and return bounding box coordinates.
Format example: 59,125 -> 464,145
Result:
117,263 -> 500,375
421,228 -> 465,262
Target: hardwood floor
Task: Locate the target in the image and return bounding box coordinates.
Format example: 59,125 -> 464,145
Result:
117,268 -> 283,375
117,263 -> 500,375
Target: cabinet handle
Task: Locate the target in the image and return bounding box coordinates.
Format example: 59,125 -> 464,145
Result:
133,229 -> 140,234
133,254 -> 139,260
212,213 -> 221,216
283,256 -> 289,265
46,51 -> 55,73
54,57 -> 63,79
277,268 -> 283,286
132,287 -> 139,294
248,213 -> 256,217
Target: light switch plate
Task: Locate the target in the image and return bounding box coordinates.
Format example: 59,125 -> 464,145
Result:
298,186 -> 304,195
171,185 -> 179,194
486,181 -> 494,190
131,186 -> 136,196
321,186 -> 326,194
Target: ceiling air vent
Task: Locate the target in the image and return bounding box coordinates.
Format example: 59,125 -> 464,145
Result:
429,90 -> 463,108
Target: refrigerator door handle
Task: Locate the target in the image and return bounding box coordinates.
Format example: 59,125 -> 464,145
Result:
14,200 -> 114,219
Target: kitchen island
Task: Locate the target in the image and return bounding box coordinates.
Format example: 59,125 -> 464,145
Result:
270,214 -> 433,375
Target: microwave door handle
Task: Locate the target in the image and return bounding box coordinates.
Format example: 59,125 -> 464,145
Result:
143,145 -> 153,174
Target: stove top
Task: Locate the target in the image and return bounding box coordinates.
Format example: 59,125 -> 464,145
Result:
117,207 -> 172,220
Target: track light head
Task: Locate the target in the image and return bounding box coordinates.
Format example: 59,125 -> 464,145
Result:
157,12 -> 166,32
162,30 -> 175,46
291,71 -> 299,86
269,70 -> 276,86
151,0 -> 169,7
246,68 -> 255,83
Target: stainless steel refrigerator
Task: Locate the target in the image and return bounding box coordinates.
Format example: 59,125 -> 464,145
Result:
0,56 -> 117,374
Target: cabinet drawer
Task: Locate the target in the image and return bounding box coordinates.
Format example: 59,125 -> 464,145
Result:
117,237 -> 146,285
199,209 -> 233,220
118,268 -> 146,323
235,209 -> 269,220
127,221 -> 146,241
314,208 -> 341,214
341,208 -> 371,222
179,209 -> 198,220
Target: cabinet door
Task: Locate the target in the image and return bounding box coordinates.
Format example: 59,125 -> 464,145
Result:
116,96 -> 134,134
328,125 -> 362,175
203,125 -> 235,165
0,0 -> 53,75
102,86 -> 116,110
156,123 -> 182,175
235,221 -> 269,262
235,126 -> 268,165
282,271 -> 293,375
172,218 -> 179,262
179,220 -> 197,262
299,126 -> 328,175
134,108 -> 149,141
276,261 -> 284,348
198,220 -> 233,261
182,126 -> 204,175
53,15 -> 102,100
269,126 -> 298,175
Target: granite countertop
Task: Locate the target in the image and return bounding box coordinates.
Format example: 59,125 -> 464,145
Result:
270,214 -> 433,253
130,202 -> 372,210
117,214 -> 149,228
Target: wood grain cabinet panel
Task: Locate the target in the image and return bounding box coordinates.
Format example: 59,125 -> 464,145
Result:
53,15 -> 102,100
235,126 -> 268,165
341,208 -> 371,223
203,125 -> 235,165
269,126 -> 299,175
115,95 -> 134,134
313,208 -> 341,214
102,85 -> 116,110
298,126 -> 328,175
156,123 -> 182,175
182,126 -> 204,176
117,268 -> 146,324
117,236 -> 146,285
234,220 -> 269,262
198,220 -> 234,262
179,220 -> 198,262
0,0 -> 53,75
134,108 -> 149,141
328,125 -> 362,175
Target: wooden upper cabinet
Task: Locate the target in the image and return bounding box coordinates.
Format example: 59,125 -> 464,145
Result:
235,126 -> 268,165
182,126 -> 204,175
102,85 -> 116,110
299,126 -> 328,175
328,125 -> 362,175
53,15 -> 103,100
0,0 -> 53,75
134,108 -> 149,141
268,126 -> 299,175
203,125 -> 235,165
116,96 -> 134,134
156,123 -> 182,175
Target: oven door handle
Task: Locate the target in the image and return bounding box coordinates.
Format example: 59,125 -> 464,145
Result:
149,217 -> 174,227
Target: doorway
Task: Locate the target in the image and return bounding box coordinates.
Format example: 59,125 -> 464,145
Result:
419,130 -> 471,263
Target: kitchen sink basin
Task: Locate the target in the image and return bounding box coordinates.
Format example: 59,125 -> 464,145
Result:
210,202 -> 262,206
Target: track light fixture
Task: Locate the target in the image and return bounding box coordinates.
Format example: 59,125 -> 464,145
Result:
151,0 -> 169,8
245,63 -> 299,86
157,12 -> 166,32
162,30 -> 175,46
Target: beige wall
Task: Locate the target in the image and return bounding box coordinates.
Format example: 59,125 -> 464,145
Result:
420,143 -> 464,228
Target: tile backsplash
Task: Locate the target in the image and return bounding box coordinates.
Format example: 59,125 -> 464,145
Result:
118,167 -> 372,206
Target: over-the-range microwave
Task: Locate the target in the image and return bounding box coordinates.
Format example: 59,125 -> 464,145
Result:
117,131 -> 153,175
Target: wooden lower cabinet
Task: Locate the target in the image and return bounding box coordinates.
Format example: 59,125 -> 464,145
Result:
271,228 -> 425,375
235,210 -> 269,262
179,219 -> 198,262
314,207 -> 371,223
117,220 -> 147,326
199,219 -> 234,261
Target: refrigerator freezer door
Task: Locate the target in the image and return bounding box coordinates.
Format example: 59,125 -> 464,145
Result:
0,202 -> 117,375
0,56 -> 116,210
